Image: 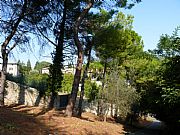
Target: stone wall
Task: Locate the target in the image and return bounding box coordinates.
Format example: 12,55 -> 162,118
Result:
4,81 -> 113,116
5,81 -> 48,107
4,81 -> 70,109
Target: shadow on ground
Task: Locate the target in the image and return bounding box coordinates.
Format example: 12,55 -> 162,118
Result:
2,104 -> 129,135
0,105 -> 68,135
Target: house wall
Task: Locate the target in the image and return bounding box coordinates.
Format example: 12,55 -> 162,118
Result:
41,68 -> 49,74
41,67 -> 76,75
0,63 -> 19,76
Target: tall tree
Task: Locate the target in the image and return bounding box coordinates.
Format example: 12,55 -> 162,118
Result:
65,0 -> 94,117
47,0 -> 70,109
93,12 -> 143,116
65,0 -> 141,117
78,38 -> 92,116
27,59 -> 32,73
33,0 -> 81,108
94,12 -> 139,84
77,10 -> 117,117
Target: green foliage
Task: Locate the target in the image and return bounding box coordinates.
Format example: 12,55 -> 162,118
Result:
94,12 -> 143,63
8,60 -> 48,96
155,56 -> 180,126
26,72 -> 48,96
88,9 -> 116,33
123,52 -> 161,87
6,74 -> 26,85
18,60 -> 31,76
89,61 -> 104,79
26,59 -> 32,72
156,26 -> 180,57
141,28 -> 180,133
61,74 -> 74,93
121,51 -> 163,115
84,80 -> 99,102
93,0 -> 141,10
93,11 -> 143,118
89,61 -> 104,71
61,74 -> 99,101
6,71 -> 48,96
47,46 -> 64,95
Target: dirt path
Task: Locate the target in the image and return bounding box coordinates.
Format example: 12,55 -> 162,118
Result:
127,119 -> 162,135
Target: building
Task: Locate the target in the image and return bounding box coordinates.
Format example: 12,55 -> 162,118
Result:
62,67 -> 76,74
41,66 -> 76,75
0,63 -> 19,76
41,67 -> 50,74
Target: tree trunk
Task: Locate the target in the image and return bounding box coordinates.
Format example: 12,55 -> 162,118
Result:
65,0 -> 94,117
114,105 -> 118,118
65,52 -> 83,116
102,61 -> 107,89
110,102 -> 113,117
104,104 -> 109,122
0,52 -> 8,106
77,40 -> 92,117
48,91 -> 56,109
97,61 -> 107,115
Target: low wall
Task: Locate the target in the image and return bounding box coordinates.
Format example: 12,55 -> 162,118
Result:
5,81 -> 48,107
5,81 -> 114,116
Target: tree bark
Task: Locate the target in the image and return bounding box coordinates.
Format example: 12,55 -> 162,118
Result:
77,40 -> 92,117
110,102 -> 113,117
65,0 -> 94,117
0,52 -> 8,106
65,52 -> 83,116
48,91 -> 56,109
102,61 -> 107,90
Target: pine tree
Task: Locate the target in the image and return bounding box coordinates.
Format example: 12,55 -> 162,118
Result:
27,59 -> 32,73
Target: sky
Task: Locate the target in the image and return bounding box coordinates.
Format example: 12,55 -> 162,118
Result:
8,0 -> 180,67
122,0 -> 180,50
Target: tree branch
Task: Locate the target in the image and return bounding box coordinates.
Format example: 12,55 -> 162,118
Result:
73,0 -> 94,51
36,25 -> 57,46
1,0 -> 28,49
7,33 -> 24,54
7,42 -> 17,54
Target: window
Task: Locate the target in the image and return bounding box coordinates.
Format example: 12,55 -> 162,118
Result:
9,68 -> 13,70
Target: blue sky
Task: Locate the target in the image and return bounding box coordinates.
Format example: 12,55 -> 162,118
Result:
122,0 -> 180,50
9,0 -> 180,67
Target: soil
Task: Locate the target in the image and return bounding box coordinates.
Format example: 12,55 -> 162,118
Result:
0,104 -> 127,135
